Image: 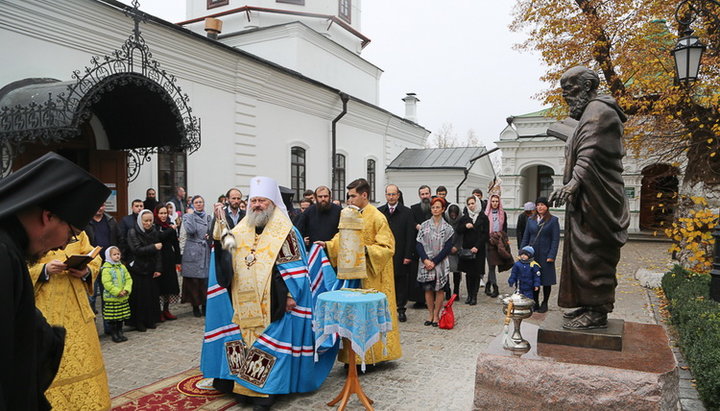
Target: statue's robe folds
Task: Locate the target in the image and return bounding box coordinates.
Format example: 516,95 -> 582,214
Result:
326,204 -> 402,364
558,95 -> 630,310
201,208 -> 336,397
28,232 -> 110,411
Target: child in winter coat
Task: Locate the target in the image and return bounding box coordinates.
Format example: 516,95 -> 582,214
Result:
101,246 -> 133,343
508,246 -> 541,300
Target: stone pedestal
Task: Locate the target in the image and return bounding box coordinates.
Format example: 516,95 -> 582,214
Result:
538,314 -> 624,351
474,320 -> 678,410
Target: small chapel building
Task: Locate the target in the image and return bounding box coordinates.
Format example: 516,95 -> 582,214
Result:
496,109 -> 679,233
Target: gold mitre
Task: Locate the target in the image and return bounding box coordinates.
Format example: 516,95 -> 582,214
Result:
336,205 -> 367,279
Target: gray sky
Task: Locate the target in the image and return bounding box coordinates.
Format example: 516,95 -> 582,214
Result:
119,1 -> 549,150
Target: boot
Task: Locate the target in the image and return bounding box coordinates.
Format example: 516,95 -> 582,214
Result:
159,312 -> 166,322
484,283 -> 492,296
164,310 -> 177,320
118,323 -> 128,342
111,322 -> 123,343
537,301 -> 548,313
490,283 -> 499,298
193,306 -> 201,317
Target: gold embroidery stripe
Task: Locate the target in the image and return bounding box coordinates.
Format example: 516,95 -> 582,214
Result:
49,365 -> 106,388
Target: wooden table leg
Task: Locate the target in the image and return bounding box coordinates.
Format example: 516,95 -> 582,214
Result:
327,339 -> 374,410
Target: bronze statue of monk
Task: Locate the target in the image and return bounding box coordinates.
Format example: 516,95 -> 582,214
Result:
548,66 -> 630,330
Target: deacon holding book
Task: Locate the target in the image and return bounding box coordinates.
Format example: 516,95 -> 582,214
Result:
0,152 -> 110,410
318,178 -> 403,366
28,233 -> 110,410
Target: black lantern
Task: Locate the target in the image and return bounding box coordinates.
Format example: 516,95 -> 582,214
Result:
671,31 -> 706,84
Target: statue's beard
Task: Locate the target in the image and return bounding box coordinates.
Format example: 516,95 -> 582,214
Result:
246,203 -> 275,229
568,91 -> 591,120
420,198 -> 431,213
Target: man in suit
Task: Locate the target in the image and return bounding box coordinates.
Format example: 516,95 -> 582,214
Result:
408,185 -> 432,308
378,184 -> 415,322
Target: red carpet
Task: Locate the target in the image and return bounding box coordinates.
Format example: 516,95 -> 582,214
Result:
111,370 -> 237,410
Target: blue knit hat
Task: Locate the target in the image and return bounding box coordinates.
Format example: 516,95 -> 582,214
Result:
520,246 -> 535,258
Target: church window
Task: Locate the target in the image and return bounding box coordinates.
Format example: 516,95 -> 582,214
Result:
158,151 -> 187,204
291,147 -> 306,203
537,165 -> 554,199
333,154 -> 346,201
338,0 -> 351,23
207,0 -> 229,9
277,0 -> 305,5
367,159 -> 376,202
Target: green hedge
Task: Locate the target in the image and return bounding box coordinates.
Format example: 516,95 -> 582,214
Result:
662,265 -> 720,410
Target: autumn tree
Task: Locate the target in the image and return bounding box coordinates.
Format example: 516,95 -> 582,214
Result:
427,123 -> 484,148
511,0 -> 719,270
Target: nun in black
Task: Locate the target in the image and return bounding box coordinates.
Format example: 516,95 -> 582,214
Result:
127,209 -> 163,331
0,152 -> 110,410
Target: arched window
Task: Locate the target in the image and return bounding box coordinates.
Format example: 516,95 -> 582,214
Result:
338,0 -> 351,23
333,154 -> 346,201
367,159 -> 376,202
537,165 -> 554,199
291,147 -> 306,202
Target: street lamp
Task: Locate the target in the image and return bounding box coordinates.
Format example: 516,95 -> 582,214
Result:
671,31 -> 706,84
670,0 -> 720,301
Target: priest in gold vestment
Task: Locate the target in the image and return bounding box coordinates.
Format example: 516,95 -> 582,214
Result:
28,230 -> 110,410
321,178 -> 402,365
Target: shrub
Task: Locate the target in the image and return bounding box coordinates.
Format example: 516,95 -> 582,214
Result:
662,265 -> 720,410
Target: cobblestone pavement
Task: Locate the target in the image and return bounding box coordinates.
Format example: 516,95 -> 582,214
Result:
100,240 -> 687,410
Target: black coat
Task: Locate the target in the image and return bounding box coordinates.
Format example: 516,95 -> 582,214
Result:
516,212 -> 529,250
156,225 -> 181,295
377,203 -> 415,264
456,213 -> 489,273
127,226 -> 162,276
410,202 -> 431,226
294,204 -> 341,246
85,213 -> 119,256
0,217 -> 64,411
118,213 -> 138,264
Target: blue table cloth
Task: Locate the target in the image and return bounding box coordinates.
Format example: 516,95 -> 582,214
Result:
313,290 -> 393,370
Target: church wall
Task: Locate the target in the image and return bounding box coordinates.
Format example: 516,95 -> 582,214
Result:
2,0 -> 427,212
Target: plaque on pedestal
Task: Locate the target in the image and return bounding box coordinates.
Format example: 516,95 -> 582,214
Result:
537,313 -> 624,351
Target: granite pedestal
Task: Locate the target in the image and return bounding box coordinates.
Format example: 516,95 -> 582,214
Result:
474,317 -> 679,410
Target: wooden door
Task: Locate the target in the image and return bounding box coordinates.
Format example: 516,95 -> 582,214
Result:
89,150 -> 128,221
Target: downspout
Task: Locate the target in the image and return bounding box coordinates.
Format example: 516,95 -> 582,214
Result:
456,147 -> 500,203
332,93 -> 350,195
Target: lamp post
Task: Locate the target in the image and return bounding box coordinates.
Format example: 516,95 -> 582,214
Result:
671,0 -> 720,301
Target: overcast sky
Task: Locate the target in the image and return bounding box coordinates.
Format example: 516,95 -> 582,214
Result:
119,1 -> 549,150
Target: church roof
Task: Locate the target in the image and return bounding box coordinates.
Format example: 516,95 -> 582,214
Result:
514,108 -> 552,118
387,147 -> 487,170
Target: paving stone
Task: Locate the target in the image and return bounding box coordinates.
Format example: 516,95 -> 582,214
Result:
98,240 -> 705,410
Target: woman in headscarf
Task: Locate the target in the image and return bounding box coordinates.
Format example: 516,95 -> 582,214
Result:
154,204 -> 181,321
520,197 -> 560,313
127,209 -> 162,331
443,203 -> 463,301
485,194 -> 512,298
180,195 -> 212,317
166,201 -> 181,227
416,197 -> 455,327
456,196 -> 489,305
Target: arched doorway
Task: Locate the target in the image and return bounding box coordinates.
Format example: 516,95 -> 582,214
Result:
520,164 -> 555,203
640,164 -> 679,230
0,9 -> 200,219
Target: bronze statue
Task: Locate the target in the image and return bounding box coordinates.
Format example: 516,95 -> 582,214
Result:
548,66 -> 630,330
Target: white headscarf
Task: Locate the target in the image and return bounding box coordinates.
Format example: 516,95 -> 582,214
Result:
104,245 -> 120,263
166,201 -> 178,224
136,209 -> 154,231
247,176 -> 288,216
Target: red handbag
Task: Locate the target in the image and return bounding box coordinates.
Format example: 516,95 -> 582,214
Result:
439,293 -> 458,329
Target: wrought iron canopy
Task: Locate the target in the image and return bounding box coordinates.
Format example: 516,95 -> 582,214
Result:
0,0 -> 201,180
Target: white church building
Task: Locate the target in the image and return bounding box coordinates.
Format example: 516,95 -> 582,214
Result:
0,0 -> 442,217
497,109 -> 679,233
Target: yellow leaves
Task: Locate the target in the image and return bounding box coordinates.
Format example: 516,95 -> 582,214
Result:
711,152 -> 717,157
656,192 -> 663,198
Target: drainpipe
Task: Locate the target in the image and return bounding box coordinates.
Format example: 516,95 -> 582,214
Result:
331,93 -> 350,196
456,147 -> 500,203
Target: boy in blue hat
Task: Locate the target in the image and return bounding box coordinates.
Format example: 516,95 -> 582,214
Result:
508,246 -> 541,300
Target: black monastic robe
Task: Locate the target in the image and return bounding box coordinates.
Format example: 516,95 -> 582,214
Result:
558,95 -> 630,310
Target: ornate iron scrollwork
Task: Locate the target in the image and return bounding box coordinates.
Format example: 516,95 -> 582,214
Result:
0,0 -> 201,179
